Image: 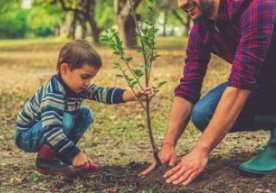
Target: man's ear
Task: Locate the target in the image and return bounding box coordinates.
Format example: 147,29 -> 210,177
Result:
60,63 -> 69,74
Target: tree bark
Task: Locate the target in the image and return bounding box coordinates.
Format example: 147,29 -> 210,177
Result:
58,0 -> 101,43
85,0 -> 100,43
172,9 -> 191,37
115,0 -> 142,49
68,12 -> 77,39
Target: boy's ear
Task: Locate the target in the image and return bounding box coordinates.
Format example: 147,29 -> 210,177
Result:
60,63 -> 69,74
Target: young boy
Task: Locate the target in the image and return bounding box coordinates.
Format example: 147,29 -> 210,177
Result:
14,39 -> 150,175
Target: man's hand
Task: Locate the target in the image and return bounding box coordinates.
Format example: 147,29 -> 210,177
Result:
164,147 -> 209,185
72,152 -> 88,167
139,143 -> 178,177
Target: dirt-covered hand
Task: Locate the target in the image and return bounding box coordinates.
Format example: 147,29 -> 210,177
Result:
164,148 -> 209,185
138,143 -> 177,177
72,152 -> 89,167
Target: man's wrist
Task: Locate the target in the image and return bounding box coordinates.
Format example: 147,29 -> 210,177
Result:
193,143 -> 211,155
162,140 -> 175,148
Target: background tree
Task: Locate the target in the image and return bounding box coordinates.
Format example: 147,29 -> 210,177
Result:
114,0 -> 142,49
56,0 -> 101,43
28,1 -> 63,37
0,0 -> 28,38
172,8 -> 191,37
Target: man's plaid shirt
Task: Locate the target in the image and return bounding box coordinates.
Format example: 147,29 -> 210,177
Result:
175,0 -> 276,104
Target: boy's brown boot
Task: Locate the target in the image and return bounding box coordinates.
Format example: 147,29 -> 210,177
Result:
36,144 -> 81,175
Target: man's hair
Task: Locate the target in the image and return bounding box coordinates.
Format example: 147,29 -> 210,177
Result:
57,39 -> 102,71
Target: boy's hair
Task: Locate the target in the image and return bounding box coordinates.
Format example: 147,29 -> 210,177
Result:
57,39 -> 102,71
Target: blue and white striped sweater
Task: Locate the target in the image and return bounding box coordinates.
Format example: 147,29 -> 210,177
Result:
16,74 -> 125,163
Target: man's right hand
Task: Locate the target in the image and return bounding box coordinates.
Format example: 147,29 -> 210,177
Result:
72,152 -> 88,167
139,143 -> 178,177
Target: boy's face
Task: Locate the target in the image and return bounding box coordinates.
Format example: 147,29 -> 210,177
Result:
60,63 -> 99,94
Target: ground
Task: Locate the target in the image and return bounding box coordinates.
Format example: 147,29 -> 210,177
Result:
0,38 -> 275,193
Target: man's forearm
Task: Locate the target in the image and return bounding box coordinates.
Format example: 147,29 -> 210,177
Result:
195,86 -> 251,153
163,96 -> 193,147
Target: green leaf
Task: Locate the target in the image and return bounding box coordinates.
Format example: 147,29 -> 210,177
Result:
125,56 -> 133,62
133,69 -> 144,78
116,74 -> 124,78
115,35 -> 123,48
130,80 -> 138,87
158,81 -> 167,88
125,75 -> 133,82
114,62 -> 121,69
152,86 -> 158,93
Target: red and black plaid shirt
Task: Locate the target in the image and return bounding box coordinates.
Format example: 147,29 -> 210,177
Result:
175,0 -> 276,104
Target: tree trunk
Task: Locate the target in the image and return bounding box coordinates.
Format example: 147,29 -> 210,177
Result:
67,12 -> 77,39
115,0 -> 141,49
172,9 -> 192,37
184,15 -> 191,36
85,0 -> 100,44
117,14 -> 136,48
87,16 -> 100,44
162,11 -> 167,36
58,0 -> 101,43
76,14 -> 87,39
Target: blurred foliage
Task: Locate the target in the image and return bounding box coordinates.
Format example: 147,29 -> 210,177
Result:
95,0 -> 114,29
27,1 -> 64,37
0,0 -> 188,39
0,0 -> 28,38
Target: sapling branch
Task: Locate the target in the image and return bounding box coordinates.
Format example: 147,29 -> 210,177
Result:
101,0 -> 165,167
128,0 -> 162,166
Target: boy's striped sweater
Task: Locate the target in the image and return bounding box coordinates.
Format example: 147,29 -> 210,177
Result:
16,74 -> 125,164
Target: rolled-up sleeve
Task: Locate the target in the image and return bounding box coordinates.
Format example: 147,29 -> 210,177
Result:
228,0 -> 276,90
175,23 -> 210,104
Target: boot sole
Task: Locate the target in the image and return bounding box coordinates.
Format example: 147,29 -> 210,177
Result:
36,167 -> 82,176
239,169 -> 265,178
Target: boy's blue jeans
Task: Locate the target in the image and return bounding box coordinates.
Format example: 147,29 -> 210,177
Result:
191,81 -> 276,132
15,106 -> 93,152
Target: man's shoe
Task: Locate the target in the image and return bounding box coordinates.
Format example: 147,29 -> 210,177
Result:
239,138 -> 276,175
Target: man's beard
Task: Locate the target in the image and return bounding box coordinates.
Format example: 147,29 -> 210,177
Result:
197,0 -> 215,20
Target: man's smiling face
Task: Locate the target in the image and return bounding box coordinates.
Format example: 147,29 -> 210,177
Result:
178,0 -> 215,21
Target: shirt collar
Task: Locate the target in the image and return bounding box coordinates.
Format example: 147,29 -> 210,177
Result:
55,73 -> 80,97
217,0 -> 229,21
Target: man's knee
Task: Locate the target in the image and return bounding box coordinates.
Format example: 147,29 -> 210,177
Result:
191,102 -> 211,132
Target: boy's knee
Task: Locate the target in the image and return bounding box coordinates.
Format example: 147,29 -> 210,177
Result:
79,106 -> 94,124
191,103 -> 211,132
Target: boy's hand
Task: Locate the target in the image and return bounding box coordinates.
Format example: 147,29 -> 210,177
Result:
72,152 -> 88,167
123,88 -> 152,102
136,87 -> 152,100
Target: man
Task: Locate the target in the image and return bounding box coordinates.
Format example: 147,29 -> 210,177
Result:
140,0 -> 276,185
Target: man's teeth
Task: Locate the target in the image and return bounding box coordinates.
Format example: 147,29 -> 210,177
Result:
187,5 -> 195,11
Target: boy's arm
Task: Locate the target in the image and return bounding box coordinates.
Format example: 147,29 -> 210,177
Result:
84,84 -> 125,104
41,92 -> 80,164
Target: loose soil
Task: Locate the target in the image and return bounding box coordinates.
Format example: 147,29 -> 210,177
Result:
80,153 -> 276,193
2,152 -> 276,193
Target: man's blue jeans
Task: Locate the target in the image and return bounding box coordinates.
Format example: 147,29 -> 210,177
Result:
15,106 -> 93,152
191,81 -> 276,132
